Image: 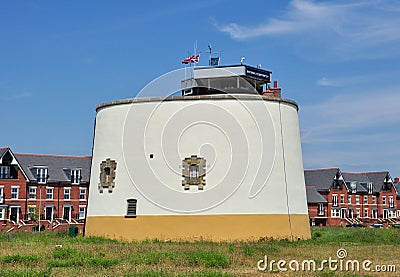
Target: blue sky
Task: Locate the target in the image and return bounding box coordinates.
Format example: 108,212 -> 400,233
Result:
1,0 -> 399,176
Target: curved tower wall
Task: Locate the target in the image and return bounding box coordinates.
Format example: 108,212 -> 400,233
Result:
85,95 -> 310,241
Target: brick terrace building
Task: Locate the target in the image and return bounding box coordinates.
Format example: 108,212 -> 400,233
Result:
0,147 -> 91,232
305,168 -> 399,226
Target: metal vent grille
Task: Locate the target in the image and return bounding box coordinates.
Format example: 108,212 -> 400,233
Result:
126,199 -> 137,218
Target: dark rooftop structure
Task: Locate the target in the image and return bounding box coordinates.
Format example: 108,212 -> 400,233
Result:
181,65 -> 272,96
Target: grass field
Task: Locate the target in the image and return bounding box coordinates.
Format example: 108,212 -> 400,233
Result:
0,227 -> 399,276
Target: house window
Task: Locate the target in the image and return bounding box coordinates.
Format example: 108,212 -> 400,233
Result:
356,195 -> 360,205
340,194 -> 345,204
382,196 -> 386,205
372,209 -> 378,219
71,169 -> 81,184
389,196 -> 394,208
364,208 -> 368,218
318,203 -> 324,216
64,188 -> 70,200
28,206 -> 36,220
79,188 -> 86,200
0,207 -> 4,220
331,208 -> 340,218
348,195 -> 351,204
0,166 -> 10,179
356,208 -> 361,218
372,196 -> 376,204
364,195 -> 368,204
125,199 -> 137,218
0,187 -> 3,203
46,188 -> 53,200
332,195 -> 338,207
397,210 -> 400,218
11,187 -> 18,199
79,206 -> 86,219
368,183 -> 373,194
36,167 -> 48,184
29,187 -> 36,200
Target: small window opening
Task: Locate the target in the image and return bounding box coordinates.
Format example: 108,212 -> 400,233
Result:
125,199 -> 137,218
104,167 -> 111,175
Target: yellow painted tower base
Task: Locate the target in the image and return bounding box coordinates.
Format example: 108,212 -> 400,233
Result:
85,214 -> 311,241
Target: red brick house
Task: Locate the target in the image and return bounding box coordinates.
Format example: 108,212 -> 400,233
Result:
394,177 -> 400,218
305,186 -> 328,226
304,168 -> 398,226
0,147 -> 91,232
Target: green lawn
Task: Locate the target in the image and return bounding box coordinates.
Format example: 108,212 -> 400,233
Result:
0,227 -> 399,276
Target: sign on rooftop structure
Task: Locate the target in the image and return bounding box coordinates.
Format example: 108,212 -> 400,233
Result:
193,65 -> 271,83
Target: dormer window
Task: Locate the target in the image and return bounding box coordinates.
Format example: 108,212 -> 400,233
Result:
0,166 -> 10,179
0,151 -> 18,179
37,167 -> 48,184
383,177 -> 392,191
71,169 -> 81,184
332,180 -> 341,190
368,183 -> 373,194
350,182 -> 357,193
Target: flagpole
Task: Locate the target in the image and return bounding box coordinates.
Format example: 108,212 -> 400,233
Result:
193,40 -> 197,68
208,44 -> 212,66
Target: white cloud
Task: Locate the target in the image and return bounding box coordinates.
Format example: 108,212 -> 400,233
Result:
214,0 -> 400,60
300,90 -> 400,147
317,77 -> 338,87
0,82 -> 33,101
215,0 -> 355,39
300,86 -> 400,173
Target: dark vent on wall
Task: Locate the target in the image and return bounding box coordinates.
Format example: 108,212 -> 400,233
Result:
125,199 -> 137,218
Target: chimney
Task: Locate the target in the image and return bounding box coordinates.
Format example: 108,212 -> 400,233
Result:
263,80 -> 281,98
395,177 -> 399,183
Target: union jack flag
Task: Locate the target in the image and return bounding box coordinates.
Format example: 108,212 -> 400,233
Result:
182,54 -> 200,64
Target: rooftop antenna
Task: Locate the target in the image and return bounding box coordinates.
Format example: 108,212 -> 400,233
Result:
198,43 -> 220,66
208,44 -> 212,65
240,57 -> 245,65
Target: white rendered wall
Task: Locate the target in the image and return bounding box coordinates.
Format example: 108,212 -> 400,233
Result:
87,96 -> 308,217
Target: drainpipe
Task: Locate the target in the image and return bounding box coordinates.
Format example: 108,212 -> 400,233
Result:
58,182 -> 60,219
38,184 -> 42,232
25,181 -> 28,221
